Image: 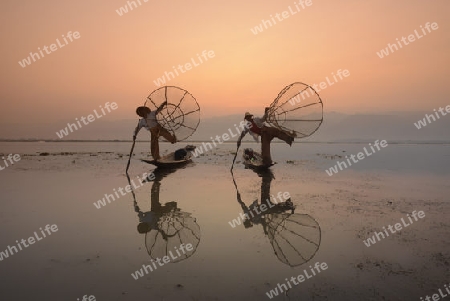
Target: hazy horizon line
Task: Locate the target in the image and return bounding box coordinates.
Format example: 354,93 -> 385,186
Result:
1,139 -> 449,144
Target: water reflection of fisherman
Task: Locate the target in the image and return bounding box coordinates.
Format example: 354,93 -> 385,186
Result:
231,170 -> 321,267
235,170 -> 294,229
132,169 -> 179,234
128,168 -> 201,262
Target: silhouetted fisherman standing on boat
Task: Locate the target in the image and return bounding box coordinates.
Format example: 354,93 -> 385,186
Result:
237,108 -> 295,166
133,102 -> 177,161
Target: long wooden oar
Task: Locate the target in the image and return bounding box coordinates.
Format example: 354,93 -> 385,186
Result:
126,138 -> 136,173
230,141 -> 241,172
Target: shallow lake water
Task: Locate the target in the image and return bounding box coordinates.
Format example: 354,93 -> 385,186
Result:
0,142 -> 449,300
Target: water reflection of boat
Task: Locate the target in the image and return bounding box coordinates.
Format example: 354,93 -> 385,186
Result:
127,168 -> 201,262
231,169 -> 321,267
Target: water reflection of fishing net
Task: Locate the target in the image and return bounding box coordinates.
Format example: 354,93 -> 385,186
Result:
267,82 -> 323,139
265,213 -> 321,267
145,86 -> 200,142
145,210 -> 201,263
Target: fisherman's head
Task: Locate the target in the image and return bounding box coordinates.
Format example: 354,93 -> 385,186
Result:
137,222 -> 151,234
244,112 -> 253,121
243,219 -> 253,228
136,106 -> 151,118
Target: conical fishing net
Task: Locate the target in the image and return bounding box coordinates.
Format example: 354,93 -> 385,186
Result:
144,86 -> 200,142
145,210 -> 201,263
265,213 -> 321,267
267,82 -> 323,138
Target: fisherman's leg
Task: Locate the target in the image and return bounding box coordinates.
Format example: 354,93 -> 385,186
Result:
260,172 -> 273,205
150,180 -> 162,211
158,125 -> 177,144
150,127 -> 161,160
264,126 -> 294,146
261,129 -> 274,166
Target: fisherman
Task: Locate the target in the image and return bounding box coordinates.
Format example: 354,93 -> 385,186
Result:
132,168 -> 179,234
237,107 -> 295,166
234,170 -> 294,229
133,101 -> 176,161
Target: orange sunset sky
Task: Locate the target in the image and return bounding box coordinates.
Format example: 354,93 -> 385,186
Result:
0,0 -> 449,125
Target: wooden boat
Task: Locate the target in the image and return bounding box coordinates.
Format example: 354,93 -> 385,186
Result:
141,145 -> 195,168
242,148 -> 275,170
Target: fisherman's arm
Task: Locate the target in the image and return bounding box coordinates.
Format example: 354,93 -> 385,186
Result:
156,101 -> 168,115
237,129 -> 247,148
133,120 -> 143,140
